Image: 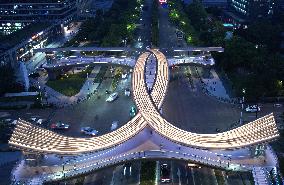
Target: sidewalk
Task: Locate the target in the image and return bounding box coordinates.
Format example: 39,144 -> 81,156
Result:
203,69 -> 229,99
199,69 -> 238,104
74,66 -> 101,100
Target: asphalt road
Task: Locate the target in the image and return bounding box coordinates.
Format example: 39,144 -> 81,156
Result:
49,67 -> 135,137
162,66 -> 241,134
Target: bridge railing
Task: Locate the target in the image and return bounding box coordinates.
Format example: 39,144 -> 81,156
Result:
38,149 -> 263,183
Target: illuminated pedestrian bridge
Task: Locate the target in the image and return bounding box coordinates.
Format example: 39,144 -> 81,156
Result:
9,49 -> 279,183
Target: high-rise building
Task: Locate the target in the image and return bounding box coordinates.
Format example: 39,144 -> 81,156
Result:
0,0 -> 77,35
230,0 -> 275,21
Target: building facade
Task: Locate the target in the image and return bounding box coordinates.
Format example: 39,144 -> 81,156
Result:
0,0 -> 77,35
230,0 -> 275,21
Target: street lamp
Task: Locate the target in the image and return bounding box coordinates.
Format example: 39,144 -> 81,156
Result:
239,88 -> 245,125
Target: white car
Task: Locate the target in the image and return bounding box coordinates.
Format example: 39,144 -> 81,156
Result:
274,103 -> 282,108
245,105 -> 260,113
125,88 -> 130,96
81,127 -> 98,136
106,92 -> 118,102
36,119 -> 45,125
111,121 -> 118,131
122,73 -> 128,79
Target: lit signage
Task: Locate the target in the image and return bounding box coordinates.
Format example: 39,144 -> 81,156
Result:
159,0 -> 167,3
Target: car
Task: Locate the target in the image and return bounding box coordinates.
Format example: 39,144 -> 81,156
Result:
10,120 -> 18,125
245,105 -> 260,113
81,127 -> 98,136
129,107 -> 137,118
50,122 -> 70,130
160,163 -> 171,183
36,119 -> 45,125
106,92 -> 118,102
122,73 -> 128,79
125,88 -> 130,96
111,121 -> 118,131
29,117 -> 37,122
274,103 -> 282,108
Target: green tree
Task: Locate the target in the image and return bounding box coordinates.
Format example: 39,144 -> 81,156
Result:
0,64 -> 17,96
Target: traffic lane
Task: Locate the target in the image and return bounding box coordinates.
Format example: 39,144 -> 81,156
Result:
243,103 -> 284,122
49,78 -> 134,137
3,108 -> 55,127
136,0 -> 152,48
163,67 -> 240,134
158,5 -> 180,55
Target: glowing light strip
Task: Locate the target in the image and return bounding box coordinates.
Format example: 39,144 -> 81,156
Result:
8,50 -> 279,154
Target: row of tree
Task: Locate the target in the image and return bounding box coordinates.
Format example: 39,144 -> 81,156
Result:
168,0 -> 199,45
171,0 -> 284,100
66,0 -> 143,47
0,64 -> 23,96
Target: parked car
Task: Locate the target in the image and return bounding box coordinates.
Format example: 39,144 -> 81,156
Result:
111,121 -> 118,131
245,105 -> 260,113
81,127 -> 98,136
50,122 -> 70,130
160,163 -> 171,183
106,92 -> 118,102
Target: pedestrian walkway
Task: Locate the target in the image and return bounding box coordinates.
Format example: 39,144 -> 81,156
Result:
203,69 -> 229,99
74,66 -> 101,99
252,167 -> 269,185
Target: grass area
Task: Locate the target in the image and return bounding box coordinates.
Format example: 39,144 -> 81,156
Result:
111,67 -> 123,91
47,68 -> 92,97
140,161 -> 156,185
93,66 -> 108,83
214,170 -> 226,185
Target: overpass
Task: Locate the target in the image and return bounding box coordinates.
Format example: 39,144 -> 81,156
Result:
9,49 -> 279,184
34,47 -> 133,53
42,55 -> 214,71
173,47 -> 224,52
34,46 -> 223,53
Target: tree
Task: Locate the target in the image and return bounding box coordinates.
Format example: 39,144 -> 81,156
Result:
236,19 -> 282,51
0,64 -> 17,96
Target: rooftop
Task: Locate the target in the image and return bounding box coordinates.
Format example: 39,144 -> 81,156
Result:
0,22 -> 51,53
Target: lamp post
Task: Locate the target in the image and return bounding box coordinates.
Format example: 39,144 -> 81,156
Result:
239,88 -> 245,125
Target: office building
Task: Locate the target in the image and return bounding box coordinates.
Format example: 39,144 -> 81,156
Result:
0,0 -> 77,35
